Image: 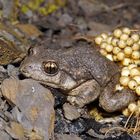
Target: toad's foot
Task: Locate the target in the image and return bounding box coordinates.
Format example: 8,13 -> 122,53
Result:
99,73 -> 137,112
67,79 -> 101,107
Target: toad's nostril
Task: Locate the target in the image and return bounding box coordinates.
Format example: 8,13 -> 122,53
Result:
20,64 -> 34,74
20,65 -> 29,73
19,66 -> 32,77
20,67 -> 27,73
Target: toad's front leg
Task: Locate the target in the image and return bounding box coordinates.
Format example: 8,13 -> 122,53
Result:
67,79 -> 101,108
99,73 -> 137,112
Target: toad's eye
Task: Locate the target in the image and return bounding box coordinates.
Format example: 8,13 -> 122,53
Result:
43,61 -> 58,75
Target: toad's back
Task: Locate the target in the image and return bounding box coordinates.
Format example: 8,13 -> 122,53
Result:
41,42 -> 119,86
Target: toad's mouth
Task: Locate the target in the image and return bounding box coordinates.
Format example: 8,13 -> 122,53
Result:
20,66 -> 89,92
21,71 -> 86,92
38,79 -> 89,94
21,72 -> 31,78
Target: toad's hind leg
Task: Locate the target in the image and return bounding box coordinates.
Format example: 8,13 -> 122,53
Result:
67,79 -> 101,108
99,73 -> 137,112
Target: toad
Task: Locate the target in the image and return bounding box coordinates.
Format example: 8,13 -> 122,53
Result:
20,40 -> 137,112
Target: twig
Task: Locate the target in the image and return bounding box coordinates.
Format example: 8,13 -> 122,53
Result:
124,111 -> 134,128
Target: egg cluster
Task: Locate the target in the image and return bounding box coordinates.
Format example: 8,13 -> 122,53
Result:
95,27 -> 140,64
94,27 -> 140,117
122,100 -> 140,116
120,64 -> 140,95
94,27 -> 140,96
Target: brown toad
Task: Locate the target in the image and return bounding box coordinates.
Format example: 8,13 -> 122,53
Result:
20,40 -> 137,112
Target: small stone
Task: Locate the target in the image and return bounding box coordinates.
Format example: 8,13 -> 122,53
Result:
50,88 -> 66,108
5,121 -> 24,139
68,118 -> 91,134
0,66 -> 9,83
63,103 -> 80,120
7,64 -> 19,77
88,22 -> 111,36
55,109 -> 69,133
76,17 -> 88,30
1,77 -> 18,104
87,129 -> 106,139
78,0 -> 108,17
58,14 -> 73,27
0,66 -> 7,72
15,23 -> 43,39
55,134 -> 82,140
0,71 -> 9,84
0,130 -> 11,140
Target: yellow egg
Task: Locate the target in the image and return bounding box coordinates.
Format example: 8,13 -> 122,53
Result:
131,34 -> 139,42
113,47 -> 121,54
133,75 -> 140,84
138,107 -> 140,114
100,42 -> 107,49
122,108 -> 130,116
100,49 -> 107,56
95,36 -> 103,45
117,52 -> 125,61
101,33 -> 108,40
128,103 -> 137,112
115,84 -> 124,91
128,64 -> 137,69
124,47 -> 132,56
132,51 -> 140,60
122,66 -> 129,71
120,76 -> 130,86
113,29 -> 122,38
106,54 -> 113,61
105,44 -> 113,52
132,43 -> 140,51
126,38 -> 134,46
136,86 -> 140,96
111,38 -> 119,46
137,100 -> 140,106
130,68 -> 140,77
113,55 -> 117,61
107,36 -> 113,44
128,80 -> 138,90
121,69 -> 130,76
118,40 -> 126,48
134,60 -> 140,65
122,58 -> 132,66
120,34 -> 129,41
122,27 -> 131,35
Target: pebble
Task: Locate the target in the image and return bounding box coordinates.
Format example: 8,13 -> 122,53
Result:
68,118 -> 91,134
47,87 -> 66,108
87,21 -> 112,36
78,0 -> 106,16
0,66 -> 9,83
0,130 -> 11,140
5,121 -> 24,139
55,109 -> 69,133
58,13 -> 73,27
55,134 -> 82,140
7,64 -> 20,77
63,103 -> 80,120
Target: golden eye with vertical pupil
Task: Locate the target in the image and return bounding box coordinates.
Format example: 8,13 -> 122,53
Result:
43,61 -> 58,75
